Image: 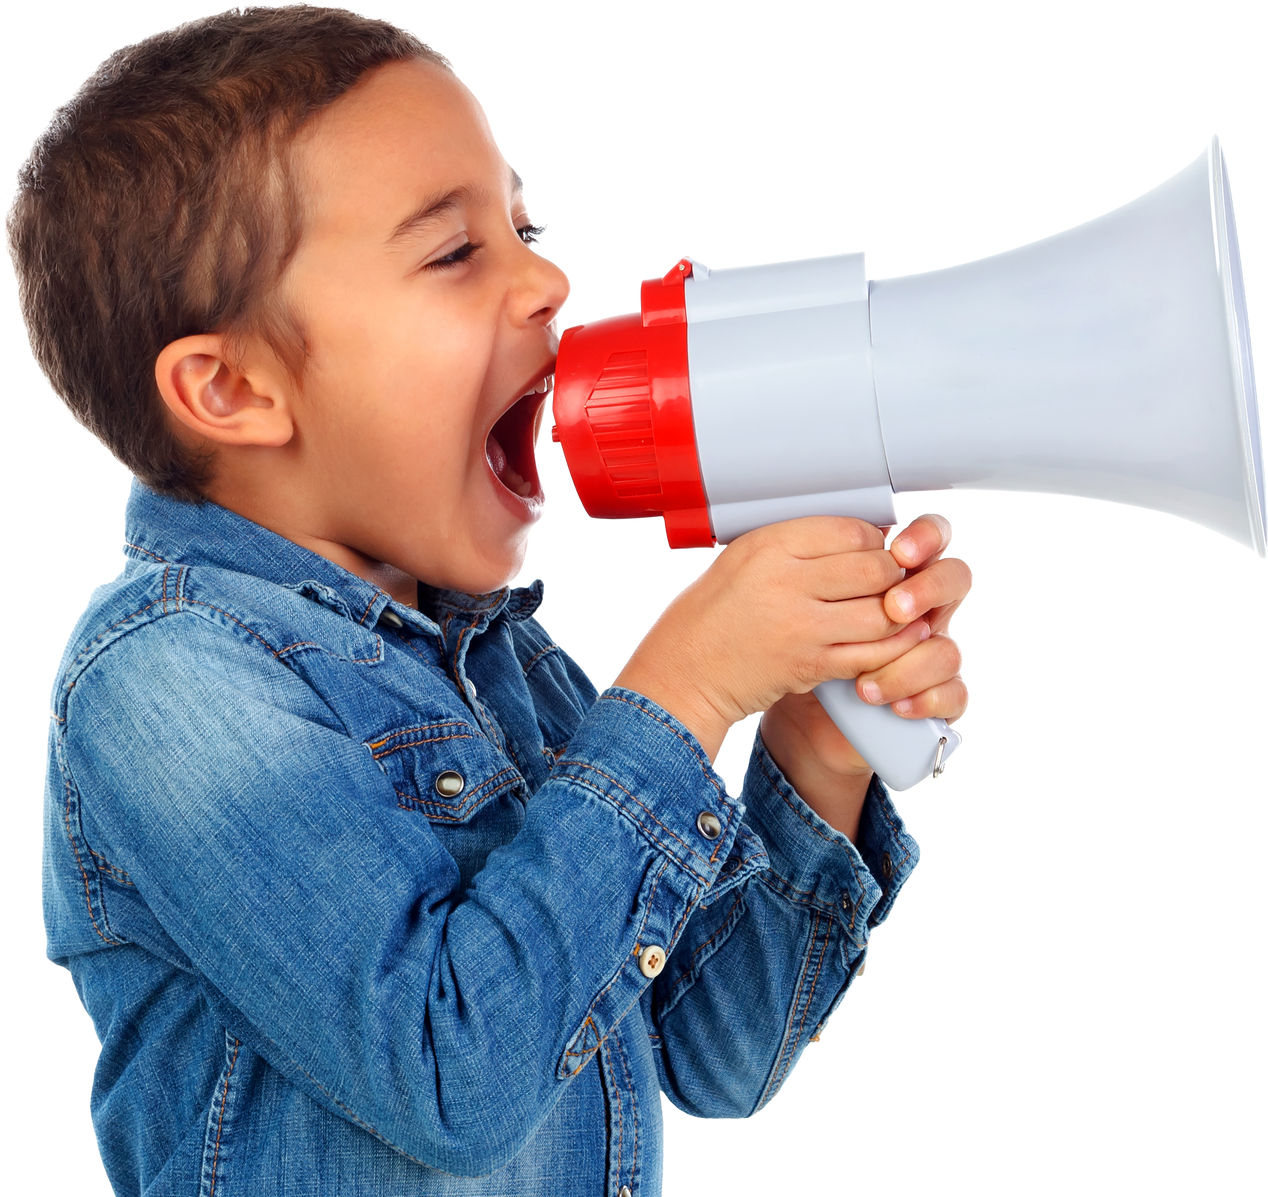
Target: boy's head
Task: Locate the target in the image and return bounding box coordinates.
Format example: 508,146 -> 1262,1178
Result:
9,6 -> 568,594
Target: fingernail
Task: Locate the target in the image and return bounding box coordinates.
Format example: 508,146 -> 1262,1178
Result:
894,698 -> 913,714
860,681 -> 883,704
892,590 -> 915,616
918,621 -> 931,641
893,537 -> 917,562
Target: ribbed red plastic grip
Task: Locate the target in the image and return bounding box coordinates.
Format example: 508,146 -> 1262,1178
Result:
551,261 -> 714,548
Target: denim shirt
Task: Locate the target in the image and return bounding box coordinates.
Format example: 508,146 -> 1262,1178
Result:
44,482 -> 918,1197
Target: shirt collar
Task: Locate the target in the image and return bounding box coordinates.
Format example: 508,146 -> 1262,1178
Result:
123,481 -> 544,632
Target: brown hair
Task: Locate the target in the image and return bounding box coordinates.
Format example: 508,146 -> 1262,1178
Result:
7,6 -> 446,501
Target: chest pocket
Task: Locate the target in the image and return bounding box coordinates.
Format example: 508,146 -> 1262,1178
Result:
366,717 -> 525,824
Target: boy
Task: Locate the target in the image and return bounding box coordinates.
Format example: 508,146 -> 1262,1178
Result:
11,7 -> 969,1194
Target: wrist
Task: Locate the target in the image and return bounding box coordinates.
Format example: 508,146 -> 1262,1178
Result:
760,705 -> 873,841
612,665 -> 732,762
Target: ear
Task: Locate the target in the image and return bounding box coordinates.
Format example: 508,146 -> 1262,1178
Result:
154,334 -> 294,448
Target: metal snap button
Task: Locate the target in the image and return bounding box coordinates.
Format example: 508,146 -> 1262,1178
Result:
380,608 -> 403,629
696,810 -> 722,840
466,679 -> 478,699
840,892 -> 852,914
619,1187 -> 633,1197
435,771 -> 465,798
638,944 -> 667,979
881,851 -> 894,881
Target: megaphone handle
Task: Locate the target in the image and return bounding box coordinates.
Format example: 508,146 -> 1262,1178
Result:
813,679 -> 962,792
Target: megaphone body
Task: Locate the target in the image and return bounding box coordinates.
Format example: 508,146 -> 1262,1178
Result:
551,139 -> 1263,791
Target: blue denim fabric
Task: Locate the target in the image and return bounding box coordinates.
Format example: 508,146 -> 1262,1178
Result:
44,482 -> 919,1196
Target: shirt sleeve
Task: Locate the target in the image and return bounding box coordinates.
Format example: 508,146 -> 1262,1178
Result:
56,608 -> 740,1176
643,729 -> 918,1117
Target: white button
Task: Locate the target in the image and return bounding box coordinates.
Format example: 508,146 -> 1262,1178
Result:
619,1187 -> 633,1197
435,771 -> 465,798
466,679 -> 478,699
638,944 -> 667,979
380,608 -> 403,629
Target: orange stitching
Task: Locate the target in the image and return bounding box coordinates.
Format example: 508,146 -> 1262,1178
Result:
614,1030 -> 639,1184
686,893 -> 745,968
123,541 -> 168,562
662,890 -> 740,1011
372,732 -> 477,760
600,693 -> 725,799
768,913 -> 829,1104
607,1036 -> 624,1182
393,769 -> 521,820
180,599 -> 281,655
759,921 -> 814,1109
757,748 -> 874,904
68,599 -> 168,676
356,590 -> 381,626
90,849 -> 134,887
579,858 -> 670,1022
521,642 -> 561,677
367,721 -> 473,751
62,771 -> 119,946
208,1037 -> 241,1197
274,639 -> 382,664
552,760 -> 719,870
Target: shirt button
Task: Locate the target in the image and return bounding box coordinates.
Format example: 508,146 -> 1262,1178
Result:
840,892 -> 853,915
466,679 -> 478,700
638,944 -> 667,979
619,1187 -> 633,1197
380,608 -> 403,629
696,811 -> 722,840
881,851 -> 894,881
435,771 -> 465,798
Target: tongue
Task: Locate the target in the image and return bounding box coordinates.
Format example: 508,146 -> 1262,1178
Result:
486,432 -> 509,480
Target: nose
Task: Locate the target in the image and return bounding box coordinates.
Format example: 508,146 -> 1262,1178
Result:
513,243 -> 570,328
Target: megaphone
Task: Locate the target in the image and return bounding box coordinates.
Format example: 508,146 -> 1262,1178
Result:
551,138 -> 1263,791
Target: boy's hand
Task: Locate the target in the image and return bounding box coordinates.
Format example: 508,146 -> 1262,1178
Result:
761,514 -> 970,839
614,514 -> 968,765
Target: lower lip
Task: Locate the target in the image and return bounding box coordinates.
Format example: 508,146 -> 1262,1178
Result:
489,468 -> 544,523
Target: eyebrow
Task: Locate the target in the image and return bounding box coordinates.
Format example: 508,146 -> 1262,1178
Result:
387,167 -> 526,245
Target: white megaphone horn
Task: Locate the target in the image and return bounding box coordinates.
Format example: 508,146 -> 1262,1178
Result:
551,137 -> 1263,791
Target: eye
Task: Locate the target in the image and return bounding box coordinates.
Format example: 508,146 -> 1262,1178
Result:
424,240 -> 482,271
516,224 -> 545,245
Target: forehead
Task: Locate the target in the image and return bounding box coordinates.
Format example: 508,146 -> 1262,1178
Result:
292,60 -> 510,231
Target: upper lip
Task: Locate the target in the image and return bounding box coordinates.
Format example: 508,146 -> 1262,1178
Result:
489,359 -> 556,429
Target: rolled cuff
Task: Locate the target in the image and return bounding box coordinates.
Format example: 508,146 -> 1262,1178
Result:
551,686 -> 744,885
739,732 -> 919,948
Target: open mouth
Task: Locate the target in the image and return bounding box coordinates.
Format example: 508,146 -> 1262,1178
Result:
486,374 -> 552,500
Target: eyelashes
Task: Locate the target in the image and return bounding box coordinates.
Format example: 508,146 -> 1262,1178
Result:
422,224 -> 546,272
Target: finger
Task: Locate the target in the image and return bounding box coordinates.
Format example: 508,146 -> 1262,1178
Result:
889,676 -> 968,722
814,594 -> 909,649
855,633 -> 962,706
889,514 -> 952,570
755,515 -> 885,560
813,618 -> 931,681
885,557 -> 972,624
926,594 -> 966,637
802,547 -> 905,601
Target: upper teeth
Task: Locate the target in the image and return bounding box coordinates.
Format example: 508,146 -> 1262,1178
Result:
532,374 -> 554,395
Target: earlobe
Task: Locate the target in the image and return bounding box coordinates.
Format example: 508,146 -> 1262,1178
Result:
154,334 -> 294,448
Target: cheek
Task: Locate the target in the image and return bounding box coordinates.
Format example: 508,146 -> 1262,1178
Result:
304,291 -> 493,466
